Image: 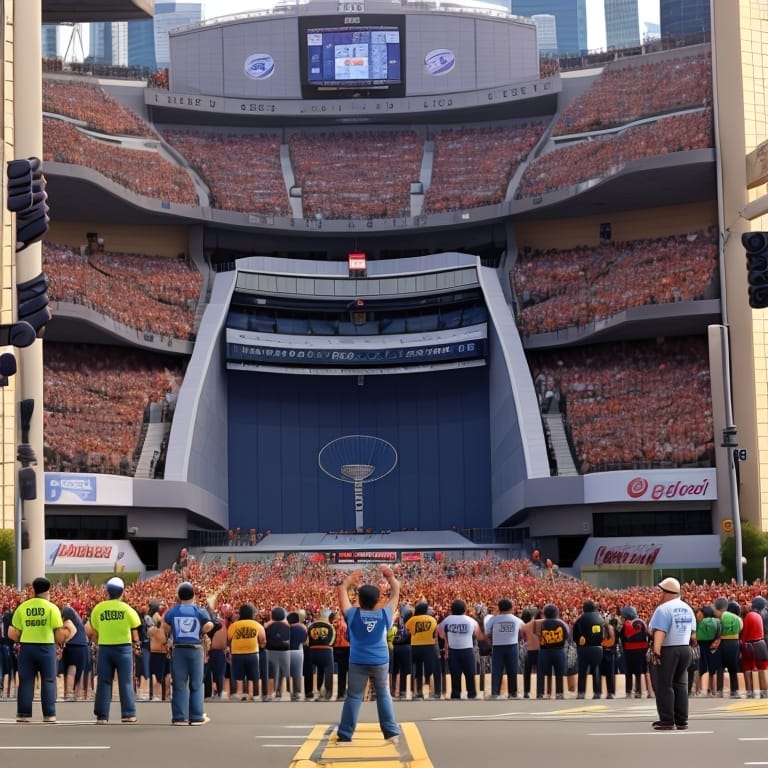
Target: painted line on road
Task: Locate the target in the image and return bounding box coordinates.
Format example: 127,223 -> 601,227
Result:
0,746 -> 111,750
588,731 -> 714,736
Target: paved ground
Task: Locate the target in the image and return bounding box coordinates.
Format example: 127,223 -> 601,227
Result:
1,695 -> 768,768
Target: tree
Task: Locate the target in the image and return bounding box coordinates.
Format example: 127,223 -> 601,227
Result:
721,520 -> 768,583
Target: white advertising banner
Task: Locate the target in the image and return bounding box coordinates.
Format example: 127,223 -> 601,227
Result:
44,473 -> 134,506
573,535 -> 722,569
45,540 -> 145,573
583,468 -> 717,504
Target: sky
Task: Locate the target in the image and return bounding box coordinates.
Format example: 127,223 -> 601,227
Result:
201,1 -> 661,50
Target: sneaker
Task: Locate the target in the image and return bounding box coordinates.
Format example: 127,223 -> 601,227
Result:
335,734 -> 352,743
607,694 -> 614,699
43,716 -> 57,723
95,719 -> 109,725
16,716 -> 32,723
675,724 -> 688,731
121,716 -> 138,723
384,734 -> 400,746
172,720 -> 188,726
190,714 -> 210,726
730,691 -> 741,698
652,721 -> 675,731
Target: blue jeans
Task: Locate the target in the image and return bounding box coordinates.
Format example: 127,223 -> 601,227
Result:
95,644 -> 136,720
337,662 -> 400,741
17,643 -> 57,718
491,644 -> 519,696
171,646 -> 206,723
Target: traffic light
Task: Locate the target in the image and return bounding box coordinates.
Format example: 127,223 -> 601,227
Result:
743,231 -> 768,309
17,272 -> 51,338
7,156 -> 49,252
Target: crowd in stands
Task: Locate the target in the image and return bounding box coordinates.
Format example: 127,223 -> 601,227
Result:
43,117 -> 199,206
288,131 -> 422,220
529,337 -> 714,472
511,228 -> 718,336
160,129 -> 291,217
43,241 -> 202,341
43,343 -> 183,475
43,78 -> 157,138
553,53 -> 712,136
422,123 -> 547,213
516,109 -> 713,200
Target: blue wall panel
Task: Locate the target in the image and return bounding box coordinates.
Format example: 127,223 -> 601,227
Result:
227,366 -> 491,533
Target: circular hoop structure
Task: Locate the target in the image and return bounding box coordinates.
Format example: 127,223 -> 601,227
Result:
318,435 -> 398,484
319,435 -> 398,531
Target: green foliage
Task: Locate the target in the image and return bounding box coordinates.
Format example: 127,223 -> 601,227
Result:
0,529 -> 14,583
721,520 -> 768,583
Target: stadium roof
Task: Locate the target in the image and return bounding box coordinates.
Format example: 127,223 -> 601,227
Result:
42,0 -> 153,24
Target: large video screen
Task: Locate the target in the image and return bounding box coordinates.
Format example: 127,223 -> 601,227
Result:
299,14 -> 405,99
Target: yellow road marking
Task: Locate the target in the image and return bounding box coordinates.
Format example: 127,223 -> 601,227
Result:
289,722 -> 432,767
548,705 -> 608,715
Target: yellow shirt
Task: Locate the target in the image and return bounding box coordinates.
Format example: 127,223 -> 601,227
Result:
227,619 -> 264,654
406,614 -> 438,646
89,599 -> 141,645
11,597 -> 64,644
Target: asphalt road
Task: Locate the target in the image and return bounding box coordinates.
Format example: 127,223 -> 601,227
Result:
1,695 -> 767,768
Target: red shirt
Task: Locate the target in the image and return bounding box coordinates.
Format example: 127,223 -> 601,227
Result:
741,610 -> 765,644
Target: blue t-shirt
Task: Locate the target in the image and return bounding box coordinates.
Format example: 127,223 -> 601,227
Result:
649,598 -> 696,646
61,606 -> 88,646
164,603 -> 210,645
345,605 -> 392,666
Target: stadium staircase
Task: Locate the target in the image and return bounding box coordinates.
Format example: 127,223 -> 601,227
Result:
134,403 -> 171,479
542,412 -> 579,476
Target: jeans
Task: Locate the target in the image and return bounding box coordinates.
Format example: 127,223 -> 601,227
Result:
17,643 -> 57,718
310,647 -> 334,699
447,647 -> 476,699
171,646 -> 205,723
491,644 -> 519,696
577,645 -> 603,695
289,649 -> 304,699
337,662 -> 400,741
95,644 -> 136,720
537,647 -> 566,698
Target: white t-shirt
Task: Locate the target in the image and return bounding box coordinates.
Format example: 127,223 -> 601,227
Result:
439,614 -> 478,650
485,613 -> 523,646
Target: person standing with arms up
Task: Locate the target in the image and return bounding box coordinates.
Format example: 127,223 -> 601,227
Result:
9,577 -> 75,723
649,577 -> 697,731
335,566 -> 402,744
86,576 -> 142,724
162,581 -> 213,726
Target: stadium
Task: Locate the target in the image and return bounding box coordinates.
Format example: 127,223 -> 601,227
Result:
3,1 -> 767,589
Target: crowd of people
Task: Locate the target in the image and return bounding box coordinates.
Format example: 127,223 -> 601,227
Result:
553,52 -> 712,136
43,117 -> 199,206
2,558 -> 768,711
511,228 -> 718,336
516,108 -> 714,200
423,122 -> 547,213
160,129 -> 291,217
288,130 -> 422,220
529,337 -> 714,472
43,344 -> 183,475
38,48 -> 715,221
43,78 -> 157,138
44,241 -> 202,341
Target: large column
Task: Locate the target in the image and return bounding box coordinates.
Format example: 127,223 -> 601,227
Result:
13,1 -> 45,584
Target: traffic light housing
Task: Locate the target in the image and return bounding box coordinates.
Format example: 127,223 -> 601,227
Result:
744,231 -> 768,309
7,157 -> 49,252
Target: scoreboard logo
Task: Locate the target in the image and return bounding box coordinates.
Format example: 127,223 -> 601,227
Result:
244,53 -> 276,80
424,49 -> 456,76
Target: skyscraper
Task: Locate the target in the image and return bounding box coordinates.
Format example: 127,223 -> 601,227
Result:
660,0 -> 711,42
128,19 -> 158,71
605,0 -> 640,50
153,2 -> 202,69
511,1 -> 588,56
41,26 -> 58,58
531,14 -> 559,55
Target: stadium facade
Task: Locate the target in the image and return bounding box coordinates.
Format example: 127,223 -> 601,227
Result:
3,1 -> 768,588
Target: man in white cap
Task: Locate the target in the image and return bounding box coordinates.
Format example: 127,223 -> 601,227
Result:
86,576 -> 142,724
648,577 -> 697,731
162,582 -> 213,725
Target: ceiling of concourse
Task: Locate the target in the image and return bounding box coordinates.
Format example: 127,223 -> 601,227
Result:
42,0 -> 153,24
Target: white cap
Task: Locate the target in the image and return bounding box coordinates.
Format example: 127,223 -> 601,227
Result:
106,576 -> 125,591
657,577 -> 681,594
